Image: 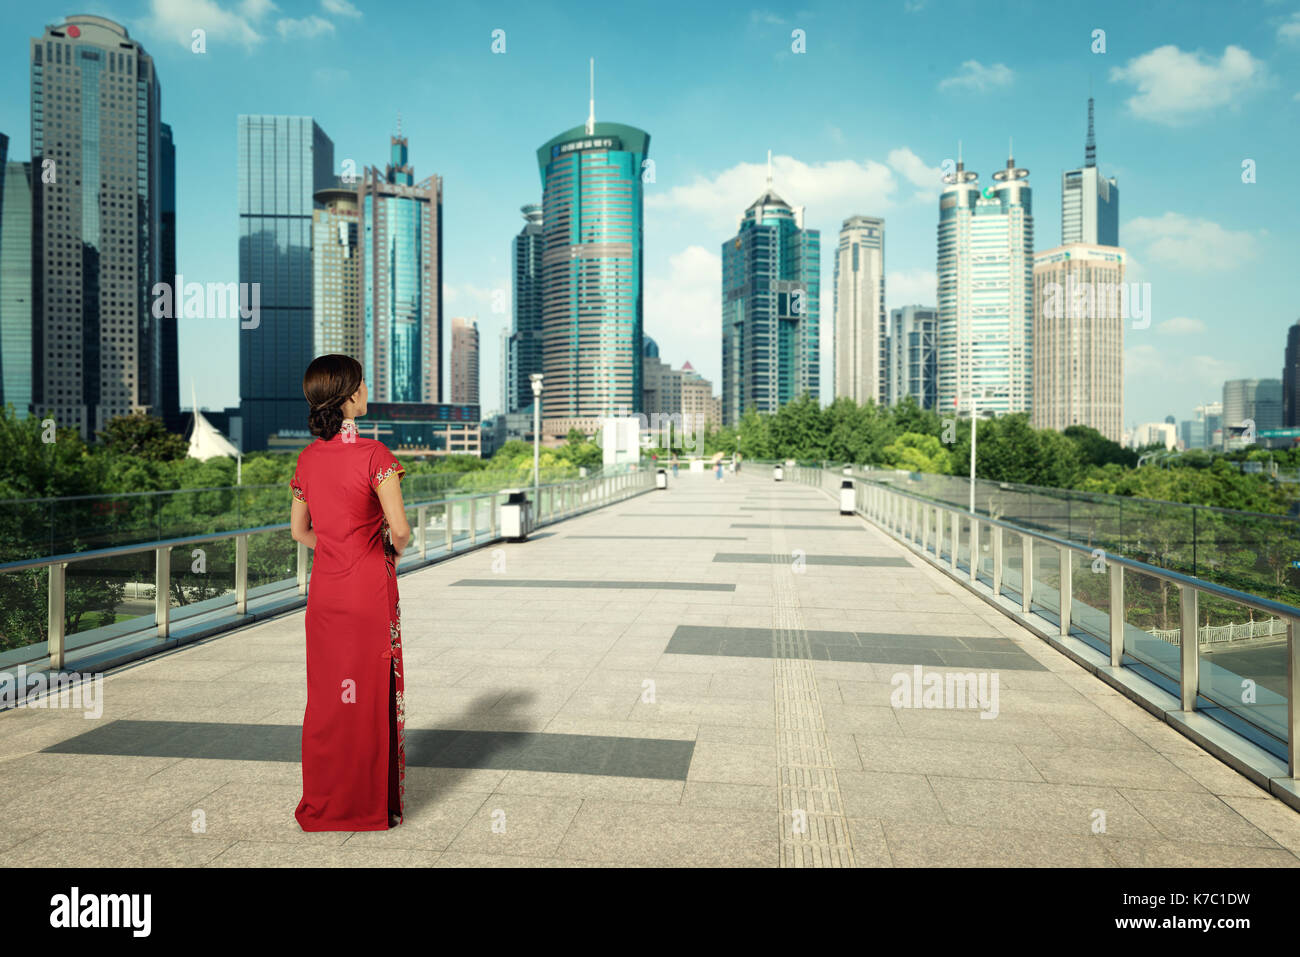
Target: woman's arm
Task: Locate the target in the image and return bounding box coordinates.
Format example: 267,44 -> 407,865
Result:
376,476 -> 411,554
290,498 -> 317,550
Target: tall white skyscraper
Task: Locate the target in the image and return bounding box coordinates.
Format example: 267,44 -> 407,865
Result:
1062,98 -> 1119,246
937,151 -> 1034,417
833,216 -> 885,405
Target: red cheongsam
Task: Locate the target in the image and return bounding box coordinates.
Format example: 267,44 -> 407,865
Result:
290,418 -> 406,830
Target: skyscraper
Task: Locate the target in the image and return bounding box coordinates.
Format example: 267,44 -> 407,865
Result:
833,215 -> 885,406
311,181 -> 362,359
1188,401 -> 1222,450
1062,98 -> 1119,246
31,15 -> 165,438
1284,319 -> 1300,428
887,305 -> 938,410
1224,378 -> 1283,434
721,161 -> 820,425
1031,244 -> 1126,441
508,202 -> 543,414
360,133 -> 443,405
238,115 -> 334,450
535,108 -> 649,436
450,316 -> 479,405
0,135 -> 34,418
937,150 -> 1033,417
159,122 -> 179,432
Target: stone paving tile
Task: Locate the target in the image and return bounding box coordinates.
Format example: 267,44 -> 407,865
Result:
1099,838 -> 1300,867
1017,745 -> 1208,793
554,801 -> 774,866
856,736 -> 1046,783
1,830 -> 238,867
882,821 -> 1115,867
206,840 -> 435,867
928,776 -> 1162,839
1116,788 -> 1282,847
443,794 -> 584,858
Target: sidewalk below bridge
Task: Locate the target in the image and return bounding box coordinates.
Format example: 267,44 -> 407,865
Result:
2,469 -> 1299,867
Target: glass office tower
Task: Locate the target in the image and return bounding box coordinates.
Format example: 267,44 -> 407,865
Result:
887,306 -> 938,410
833,215 -> 885,406
1062,98 -> 1119,247
159,121 -> 179,431
937,152 -> 1033,417
237,115 -> 334,450
0,134 -> 34,418
359,134 -> 442,405
721,180 -> 820,425
508,202 -> 544,415
31,15 -> 164,438
535,121 -> 649,431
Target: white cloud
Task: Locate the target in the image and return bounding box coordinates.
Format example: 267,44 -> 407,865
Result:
141,0 -> 272,50
1109,45 -> 1269,125
276,15 -> 334,38
1125,213 -> 1259,270
938,61 -> 1014,93
1156,316 -> 1207,335
322,0 -> 362,16
648,155 -> 897,233
645,246 -> 722,379
1279,12 -> 1300,42
887,148 -> 939,188
886,269 -> 937,311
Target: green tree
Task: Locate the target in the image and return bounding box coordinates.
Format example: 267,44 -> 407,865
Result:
96,412 -> 188,462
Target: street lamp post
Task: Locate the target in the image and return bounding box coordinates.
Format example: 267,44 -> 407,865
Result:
530,374 -> 544,499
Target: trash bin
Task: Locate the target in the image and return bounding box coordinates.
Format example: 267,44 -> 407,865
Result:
839,479 -> 855,515
656,468 -> 668,490
773,464 -> 784,482
500,489 -> 532,541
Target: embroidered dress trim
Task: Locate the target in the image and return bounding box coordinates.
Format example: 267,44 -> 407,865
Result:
339,418 -> 359,441
373,463 -> 405,490
290,479 -> 306,503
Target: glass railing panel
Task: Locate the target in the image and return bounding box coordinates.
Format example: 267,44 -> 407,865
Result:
976,521 -> 994,586
1030,541 -> 1061,623
1001,530 -> 1023,602
168,537 -> 237,620
1070,547 -> 1111,652
1121,567 -> 1182,684
1197,593 -> 1289,747
248,529 -> 297,593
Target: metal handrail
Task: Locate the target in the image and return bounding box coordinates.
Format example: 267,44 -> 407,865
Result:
791,465 -> 1300,779
850,471 -> 1300,622
3,468 -> 653,671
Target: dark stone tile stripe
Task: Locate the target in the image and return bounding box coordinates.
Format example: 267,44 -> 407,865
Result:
452,578 -> 736,591
666,625 -> 1046,670
42,721 -> 695,780
711,553 -> 909,567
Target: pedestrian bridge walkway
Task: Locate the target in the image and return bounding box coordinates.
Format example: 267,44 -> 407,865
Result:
3,471 -> 1299,867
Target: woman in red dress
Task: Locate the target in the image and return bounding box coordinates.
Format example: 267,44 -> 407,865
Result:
289,354 -> 412,830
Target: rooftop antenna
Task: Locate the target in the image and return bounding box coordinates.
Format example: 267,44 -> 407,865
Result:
957,139 -> 963,172
766,149 -> 773,189
396,110 -> 402,138
585,58 -> 595,135
1085,96 -> 1096,168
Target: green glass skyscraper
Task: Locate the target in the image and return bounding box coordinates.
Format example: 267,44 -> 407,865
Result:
721,164 -> 820,426
535,110 -> 649,435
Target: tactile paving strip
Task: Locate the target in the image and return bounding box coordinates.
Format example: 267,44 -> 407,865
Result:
769,525 -> 857,868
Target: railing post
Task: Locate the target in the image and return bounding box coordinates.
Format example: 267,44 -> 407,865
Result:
921,503 -> 929,552
48,561 -> 66,671
446,501 -> 455,552
235,533 -> 249,615
950,510 -> 959,571
1059,546 -> 1072,638
992,525 -> 1002,595
1288,616 -> 1298,776
297,540 -> 309,594
969,517 -> 978,582
469,496 -> 478,545
1022,536 -> 1033,613
489,496 -> 497,539
1180,584 -> 1199,712
1109,561 -> 1124,667
418,505 -> 428,559
155,545 -> 171,638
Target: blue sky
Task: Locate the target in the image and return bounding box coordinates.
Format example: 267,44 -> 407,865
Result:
3,0 -> 1298,430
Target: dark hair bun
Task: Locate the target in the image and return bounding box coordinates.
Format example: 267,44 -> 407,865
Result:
309,403 -> 345,441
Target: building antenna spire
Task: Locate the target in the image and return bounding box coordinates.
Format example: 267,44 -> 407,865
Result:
1085,96 -> 1096,168
585,58 -> 595,135
396,110 -> 402,137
